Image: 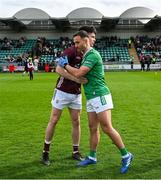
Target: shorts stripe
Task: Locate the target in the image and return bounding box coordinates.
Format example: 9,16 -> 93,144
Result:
87,94 -> 113,113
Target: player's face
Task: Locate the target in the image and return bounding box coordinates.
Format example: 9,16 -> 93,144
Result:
88,33 -> 96,47
73,35 -> 87,52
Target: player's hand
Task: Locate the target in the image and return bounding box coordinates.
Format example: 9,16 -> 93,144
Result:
76,77 -> 88,84
58,56 -> 68,68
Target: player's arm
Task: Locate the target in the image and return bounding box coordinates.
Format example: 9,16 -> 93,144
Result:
65,65 -> 90,78
56,65 -> 88,84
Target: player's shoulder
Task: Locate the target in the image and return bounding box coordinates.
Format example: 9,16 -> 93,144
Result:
89,48 -> 100,57
63,45 -> 76,57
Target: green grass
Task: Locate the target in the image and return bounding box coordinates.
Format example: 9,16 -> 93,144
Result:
0,71 -> 161,179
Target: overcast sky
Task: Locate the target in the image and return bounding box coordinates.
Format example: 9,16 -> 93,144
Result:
0,0 -> 161,18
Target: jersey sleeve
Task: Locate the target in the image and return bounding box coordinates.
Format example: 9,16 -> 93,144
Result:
82,54 -> 97,69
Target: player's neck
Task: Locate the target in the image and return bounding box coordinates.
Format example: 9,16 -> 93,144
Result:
84,44 -> 91,53
83,46 -> 92,57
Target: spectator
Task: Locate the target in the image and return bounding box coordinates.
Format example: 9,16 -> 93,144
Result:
27,57 -> 34,80
130,55 -> 134,69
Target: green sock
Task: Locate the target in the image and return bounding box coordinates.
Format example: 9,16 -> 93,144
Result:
89,150 -> 96,158
120,148 -> 128,156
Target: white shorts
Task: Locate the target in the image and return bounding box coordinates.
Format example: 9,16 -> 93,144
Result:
87,94 -> 113,113
51,89 -> 82,110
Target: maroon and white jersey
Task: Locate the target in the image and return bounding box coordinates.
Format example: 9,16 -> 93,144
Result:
27,62 -> 34,71
56,46 -> 82,94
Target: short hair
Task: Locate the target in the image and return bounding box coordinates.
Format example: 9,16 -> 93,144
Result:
78,25 -> 97,34
73,30 -> 89,39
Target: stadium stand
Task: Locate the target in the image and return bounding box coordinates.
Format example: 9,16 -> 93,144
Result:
0,6 -> 161,71
134,35 -> 161,63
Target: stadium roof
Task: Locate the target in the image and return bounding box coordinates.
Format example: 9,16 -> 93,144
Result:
13,8 -> 50,20
66,7 -> 103,28
120,6 -> 156,24
13,8 -> 50,25
120,6 -> 156,18
67,7 -> 103,19
0,6 -> 161,32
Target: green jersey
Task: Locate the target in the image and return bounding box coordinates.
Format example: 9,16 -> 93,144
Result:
81,48 -> 110,100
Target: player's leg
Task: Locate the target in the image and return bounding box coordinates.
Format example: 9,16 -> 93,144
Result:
29,71 -> 32,80
68,93 -> 83,160
45,108 -> 62,142
77,111 -> 100,166
98,110 -> 133,173
68,108 -> 83,160
31,71 -> 33,80
42,107 -> 62,165
42,89 -> 64,165
91,94 -> 129,155
98,110 -> 125,148
88,112 -> 100,152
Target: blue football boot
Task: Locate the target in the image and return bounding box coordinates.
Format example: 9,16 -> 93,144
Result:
77,156 -> 97,167
120,152 -> 133,173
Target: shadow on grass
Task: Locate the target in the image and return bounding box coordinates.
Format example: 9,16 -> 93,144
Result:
0,159 -> 76,179
1,157 -> 161,179
0,158 -> 117,179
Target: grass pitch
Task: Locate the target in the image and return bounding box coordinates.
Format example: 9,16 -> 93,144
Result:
0,71 -> 161,179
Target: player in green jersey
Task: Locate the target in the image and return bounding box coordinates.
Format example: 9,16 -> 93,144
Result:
58,30 -> 133,173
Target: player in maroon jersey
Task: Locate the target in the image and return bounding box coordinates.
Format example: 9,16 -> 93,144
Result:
41,26 -> 97,165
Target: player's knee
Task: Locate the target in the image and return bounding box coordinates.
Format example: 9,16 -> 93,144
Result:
89,125 -> 98,134
101,125 -> 113,135
49,117 -> 59,126
72,118 -> 80,126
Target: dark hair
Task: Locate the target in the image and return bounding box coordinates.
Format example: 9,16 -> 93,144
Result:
78,25 -> 97,34
73,30 -> 89,39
